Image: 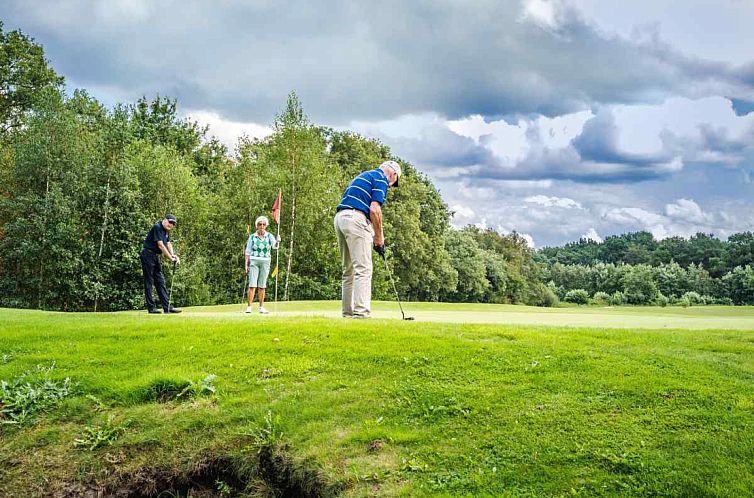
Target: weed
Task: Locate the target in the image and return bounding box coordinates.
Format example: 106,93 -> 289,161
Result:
177,374 -> 217,399
0,364 -> 73,424
73,414 -> 128,451
243,410 -> 284,450
138,374 -> 216,404
215,479 -> 233,496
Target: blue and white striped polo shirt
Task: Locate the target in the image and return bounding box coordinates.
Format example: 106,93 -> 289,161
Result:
336,168 -> 389,216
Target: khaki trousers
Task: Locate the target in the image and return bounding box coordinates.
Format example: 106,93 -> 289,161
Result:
334,209 -> 374,318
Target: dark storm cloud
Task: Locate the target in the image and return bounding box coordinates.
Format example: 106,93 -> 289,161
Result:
4,0 -> 752,124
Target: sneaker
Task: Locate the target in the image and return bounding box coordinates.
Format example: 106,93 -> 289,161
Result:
166,307 -> 182,314
245,306 -> 252,314
148,309 -> 161,314
258,306 -> 269,314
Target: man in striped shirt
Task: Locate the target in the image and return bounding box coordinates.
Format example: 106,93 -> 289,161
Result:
334,160 -> 402,318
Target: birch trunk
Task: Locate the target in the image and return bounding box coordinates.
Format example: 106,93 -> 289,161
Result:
94,173 -> 112,311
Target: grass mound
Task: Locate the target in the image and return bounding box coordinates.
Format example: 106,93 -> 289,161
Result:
1,306 -> 754,496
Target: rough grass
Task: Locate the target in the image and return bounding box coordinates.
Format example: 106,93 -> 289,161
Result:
1,304 -> 753,496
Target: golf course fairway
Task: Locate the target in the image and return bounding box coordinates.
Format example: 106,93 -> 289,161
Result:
1,303 -> 753,496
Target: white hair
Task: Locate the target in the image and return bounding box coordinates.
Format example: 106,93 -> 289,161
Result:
255,215 -> 269,227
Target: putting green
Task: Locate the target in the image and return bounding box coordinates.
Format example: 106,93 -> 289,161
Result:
172,300 -> 754,330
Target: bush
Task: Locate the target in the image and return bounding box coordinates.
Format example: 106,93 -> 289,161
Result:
678,297 -> 691,308
654,293 -> 669,307
564,289 -> 589,305
681,291 -> 703,305
623,265 -> 659,304
527,282 -> 560,307
610,291 -> 626,306
591,291 -> 611,305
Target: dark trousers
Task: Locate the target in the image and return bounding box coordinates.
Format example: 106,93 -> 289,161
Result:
140,249 -> 170,311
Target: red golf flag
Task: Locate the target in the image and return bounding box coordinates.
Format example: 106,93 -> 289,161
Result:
271,190 -> 282,224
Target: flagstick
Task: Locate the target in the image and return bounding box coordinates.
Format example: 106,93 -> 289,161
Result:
274,189 -> 282,314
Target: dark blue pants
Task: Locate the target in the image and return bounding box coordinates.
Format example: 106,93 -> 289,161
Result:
140,249 -> 170,311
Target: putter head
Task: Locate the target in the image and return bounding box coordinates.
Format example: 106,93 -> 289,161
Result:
404,316 -> 415,321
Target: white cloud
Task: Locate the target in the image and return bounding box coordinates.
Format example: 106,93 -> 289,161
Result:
447,115 -> 529,167
582,227 -> 603,243
520,232 -> 536,248
603,207 -> 669,238
520,0 -> 567,31
524,195 -> 582,208
664,198 -> 711,224
450,204 -> 475,225
185,110 -> 273,150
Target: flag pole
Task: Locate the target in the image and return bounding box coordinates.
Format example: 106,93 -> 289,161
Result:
274,189 -> 282,314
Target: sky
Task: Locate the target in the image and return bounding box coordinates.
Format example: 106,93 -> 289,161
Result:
4,0 -> 754,247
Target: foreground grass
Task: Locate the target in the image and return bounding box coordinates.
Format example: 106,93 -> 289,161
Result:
1,306 -> 754,496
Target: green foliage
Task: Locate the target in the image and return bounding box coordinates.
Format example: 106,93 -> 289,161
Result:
591,291 -> 611,305
526,282 -> 560,307
245,410 -> 285,450
0,364 -> 73,424
0,21 -> 64,133
654,292 -> 669,307
722,265 -> 754,305
610,290 -> 626,306
73,414 -> 127,450
442,230 -> 488,302
623,265 -> 659,304
564,288 -> 589,305
681,291 -> 703,306
137,375 -> 216,403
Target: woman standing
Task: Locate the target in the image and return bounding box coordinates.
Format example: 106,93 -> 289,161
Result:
244,216 -> 280,314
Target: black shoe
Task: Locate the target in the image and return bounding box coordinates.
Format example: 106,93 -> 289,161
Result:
166,307 -> 182,314
148,309 -> 162,314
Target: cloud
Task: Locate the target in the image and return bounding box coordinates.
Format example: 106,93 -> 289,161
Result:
185,110 -> 273,151
602,199 -> 721,240
524,195 -> 582,209
582,227 -> 603,243
664,198 -> 711,224
4,0 -> 754,124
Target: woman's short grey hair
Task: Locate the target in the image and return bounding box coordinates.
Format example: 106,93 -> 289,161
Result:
255,215 -> 269,227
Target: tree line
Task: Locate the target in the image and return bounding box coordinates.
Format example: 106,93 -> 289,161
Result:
538,232 -> 754,305
1,23 -> 751,311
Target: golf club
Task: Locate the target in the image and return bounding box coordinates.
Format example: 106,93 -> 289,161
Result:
167,260 -> 178,311
382,253 -> 415,320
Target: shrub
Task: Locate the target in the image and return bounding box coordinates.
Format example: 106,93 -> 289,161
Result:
591,291 -> 611,305
610,291 -> 626,306
681,291 -> 703,305
539,287 -> 560,308
654,293 -> 669,307
564,289 -> 589,305
525,282 -> 560,307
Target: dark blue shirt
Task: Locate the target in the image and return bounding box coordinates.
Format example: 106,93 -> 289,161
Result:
336,168 -> 389,216
142,222 -> 169,254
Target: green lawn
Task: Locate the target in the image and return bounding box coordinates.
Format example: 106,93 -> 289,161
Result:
1,303 -> 753,497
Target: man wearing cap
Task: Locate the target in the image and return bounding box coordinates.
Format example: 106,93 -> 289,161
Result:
334,160 -> 401,318
140,214 -> 181,314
